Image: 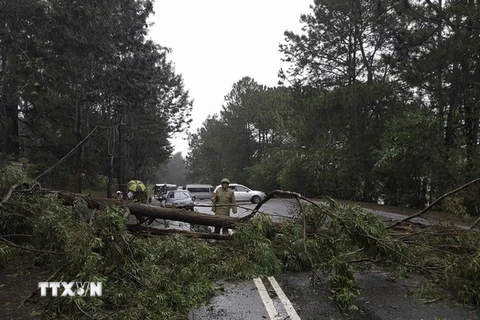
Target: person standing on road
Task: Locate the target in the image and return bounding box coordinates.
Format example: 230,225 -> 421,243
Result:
212,178 -> 237,234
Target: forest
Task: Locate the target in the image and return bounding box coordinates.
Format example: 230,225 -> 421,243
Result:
1,1 -> 480,319
0,0 -> 191,197
2,0 -> 480,213
187,0 -> 480,214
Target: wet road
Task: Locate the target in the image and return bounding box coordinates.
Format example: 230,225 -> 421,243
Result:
147,197 -> 298,231
189,271 -> 480,320
146,198 -> 479,319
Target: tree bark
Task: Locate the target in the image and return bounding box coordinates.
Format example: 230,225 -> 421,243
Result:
127,225 -> 232,240
1,46 -> 20,156
56,191 -> 241,228
73,99 -> 84,193
117,111 -> 124,195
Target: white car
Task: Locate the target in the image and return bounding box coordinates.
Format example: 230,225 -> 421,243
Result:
214,183 -> 266,204
161,190 -> 195,210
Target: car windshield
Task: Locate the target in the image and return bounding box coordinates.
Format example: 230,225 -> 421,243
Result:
168,191 -> 190,199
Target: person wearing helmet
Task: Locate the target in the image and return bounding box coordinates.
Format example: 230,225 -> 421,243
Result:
212,178 -> 237,234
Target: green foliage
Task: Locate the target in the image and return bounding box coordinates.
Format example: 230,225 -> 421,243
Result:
374,111 -> 441,208
441,197 -> 470,221
187,0 -> 480,213
2,164 -> 480,318
321,258 -> 361,310
1,0 -> 191,194
224,214 -> 282,279
0,244 -> 12,268
0,163 -> 33,188
457,251 -> 480,305
187,78 -> 291,188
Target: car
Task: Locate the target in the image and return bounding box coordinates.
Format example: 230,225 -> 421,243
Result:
161,190 -> 195,210
213,183 -> 267,204
154,183 -> 177,202
184,184 -> 215,200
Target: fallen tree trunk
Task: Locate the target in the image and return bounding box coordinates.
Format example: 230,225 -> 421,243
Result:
127,225 -> 232,240
56,191 -> 242,228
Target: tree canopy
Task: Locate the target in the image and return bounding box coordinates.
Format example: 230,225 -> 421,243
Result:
0,0 -> 192,196
187,0 -> 480,213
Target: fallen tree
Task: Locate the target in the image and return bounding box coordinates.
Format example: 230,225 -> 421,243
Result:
56,190 -> 241,229
126,225 -> 232,240
1,162 -> 480,319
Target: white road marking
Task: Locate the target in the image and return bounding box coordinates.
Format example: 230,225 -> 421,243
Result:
268,276 -> 302,320
253,277 -> 278,319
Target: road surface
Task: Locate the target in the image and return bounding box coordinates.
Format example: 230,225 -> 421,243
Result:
147,198 -> 297,231
189,271 -> 480,320
145,198 -> 480,319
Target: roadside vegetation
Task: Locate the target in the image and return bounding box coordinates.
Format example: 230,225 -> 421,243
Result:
1,0 -> 480,318
1,164 -> 479,319
187,0 -> 480,218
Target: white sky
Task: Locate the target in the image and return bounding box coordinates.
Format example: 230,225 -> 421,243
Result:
148,0 -> 313,156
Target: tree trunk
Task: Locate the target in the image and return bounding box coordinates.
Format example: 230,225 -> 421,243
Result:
56,191 -> 241,228
73,99 -> 84,193
107,124 -> 116,198
0,47 -> 20,156
462,4 -> 478,180
464,98 -> 478,179
118,112 -> 124,195
127,225 -> 232,240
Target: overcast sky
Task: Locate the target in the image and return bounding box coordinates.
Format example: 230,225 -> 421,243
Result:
148,0 -> 312,156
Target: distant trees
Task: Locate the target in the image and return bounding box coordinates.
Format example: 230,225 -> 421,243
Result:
155,152 -> 188,186
0,0 -> 192,196
186,77 -> 290,189
187,0 -> 480,213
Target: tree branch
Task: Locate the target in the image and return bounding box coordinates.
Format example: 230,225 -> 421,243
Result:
387,178 -> 480,229
22,263 -> 67,305
0,236 -> 63,256
239,190 -> 333,222
0,184 -> 20,206
469,215 -> 480,230
34,120 -> 103,181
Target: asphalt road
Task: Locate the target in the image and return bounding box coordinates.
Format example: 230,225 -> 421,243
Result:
189,271 -> 480,320
145,198 -> 480,319
147,198 -> 297,231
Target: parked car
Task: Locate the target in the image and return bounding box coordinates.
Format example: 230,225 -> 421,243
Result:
184,184 -> 214,200
154,183 -> 177,202
161,190 -> 195,210
213,183 -> 266,204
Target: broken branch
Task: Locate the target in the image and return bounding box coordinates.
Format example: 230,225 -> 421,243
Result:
0,183 -> 20,206
0,236 -> 63,256
387,178 -> 480,229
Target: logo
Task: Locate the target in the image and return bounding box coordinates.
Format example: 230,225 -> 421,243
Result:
38,282 -> 102,297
